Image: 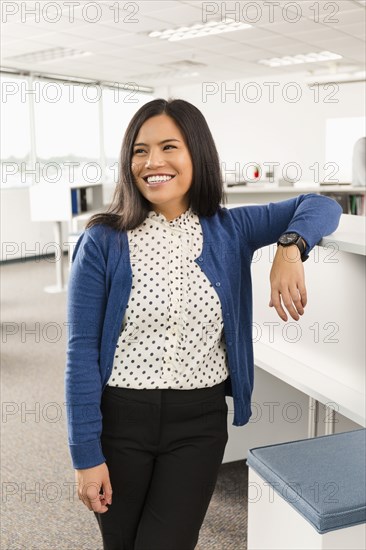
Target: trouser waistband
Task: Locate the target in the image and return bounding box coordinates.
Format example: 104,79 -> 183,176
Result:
103,379 -> 226,404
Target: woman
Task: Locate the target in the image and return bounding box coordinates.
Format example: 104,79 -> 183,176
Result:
65,98 -> 342,550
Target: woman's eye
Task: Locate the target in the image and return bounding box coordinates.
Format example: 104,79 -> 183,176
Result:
133,145 -> 176,154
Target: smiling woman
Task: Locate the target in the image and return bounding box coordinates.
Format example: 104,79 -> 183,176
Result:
66,97 -> 342,550
84,97 -> 226,231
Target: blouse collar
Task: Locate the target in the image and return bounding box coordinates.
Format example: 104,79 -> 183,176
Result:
147,206 -> 194,229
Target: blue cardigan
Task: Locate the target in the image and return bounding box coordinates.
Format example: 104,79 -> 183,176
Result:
65,194 -> 342,469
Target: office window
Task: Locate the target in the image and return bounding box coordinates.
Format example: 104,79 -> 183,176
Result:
0,74 -> 33,188
34,79 -> 100,186
102,88 -> 154,185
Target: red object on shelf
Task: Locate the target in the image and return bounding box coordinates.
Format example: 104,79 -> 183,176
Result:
254,166 -> 260,179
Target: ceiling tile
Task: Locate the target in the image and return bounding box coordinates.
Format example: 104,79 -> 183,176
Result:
112,14 -> 177,33
223,47 -> 277,62
188,27 -> 276,45
180,36 -> 248,55
299,0 -> 362,19
69,40 -> 133,54
132,1 -> 184,14
2,38 -> 65,55
293,26 -> 348,44
52,23 -> 130,40
259,19 -> 330,35
2,22 -> 45,39
322,8 -> 366,27
212,27 -> 272,43
100,33 -> 155,48
267,42 -> 327,56
7,15 -> 82,32
1,44 -> 31,61
314,34 -> 365,51
340,49 -> 365,62
247,35 -> 304,49
17,32 -> 90,48
338,21 -> 366,38
116,52 -> 185,66
129,37 -> 208,54
334,1 -> 364,11
139,3 -> 202,25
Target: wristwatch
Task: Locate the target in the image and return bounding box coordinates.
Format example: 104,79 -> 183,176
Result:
277,232 -> 308,262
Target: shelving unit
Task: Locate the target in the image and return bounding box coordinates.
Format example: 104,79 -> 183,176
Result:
29,181 -> 104,292
29,181 -> 103,226
225,184 -> 366,215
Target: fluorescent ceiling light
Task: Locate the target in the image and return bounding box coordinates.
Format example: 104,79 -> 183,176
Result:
4,47 -> 92,64
305,70 -> 366,85
0,68 -> 155,92
176,71 -> 199,78
259,51 -> 342,67
149,18 -> 252,41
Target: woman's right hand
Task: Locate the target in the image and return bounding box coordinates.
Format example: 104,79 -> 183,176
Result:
75,462 -> 113,513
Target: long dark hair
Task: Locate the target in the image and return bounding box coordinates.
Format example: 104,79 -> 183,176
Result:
85,97 -> 226,231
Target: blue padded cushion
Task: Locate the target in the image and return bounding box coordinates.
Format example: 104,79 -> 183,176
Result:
247,428 -> 366,534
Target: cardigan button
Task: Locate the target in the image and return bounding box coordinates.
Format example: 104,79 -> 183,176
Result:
215,282 -> 221,287
228,341 -> 232,346
198,257 -> 203,262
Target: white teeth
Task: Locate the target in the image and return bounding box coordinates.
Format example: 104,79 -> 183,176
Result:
146,175 -> 173,183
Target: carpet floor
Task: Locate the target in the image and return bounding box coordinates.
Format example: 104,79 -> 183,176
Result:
1,255 -> 248,549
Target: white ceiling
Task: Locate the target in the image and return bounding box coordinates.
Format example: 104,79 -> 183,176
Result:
1,0 -> 365,86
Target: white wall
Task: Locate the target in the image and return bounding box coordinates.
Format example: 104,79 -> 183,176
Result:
155,71 -> 365,184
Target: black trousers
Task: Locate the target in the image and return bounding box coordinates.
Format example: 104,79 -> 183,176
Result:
94,380 -> 229,550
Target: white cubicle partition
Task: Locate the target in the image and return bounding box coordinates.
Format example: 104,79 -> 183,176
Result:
222,208 -> 365,463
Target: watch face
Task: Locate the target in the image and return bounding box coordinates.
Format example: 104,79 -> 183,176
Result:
280,233 -> 298,244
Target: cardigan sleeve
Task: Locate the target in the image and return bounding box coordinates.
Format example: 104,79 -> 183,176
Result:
64,229 -> 108,469
228,193 -> 343,259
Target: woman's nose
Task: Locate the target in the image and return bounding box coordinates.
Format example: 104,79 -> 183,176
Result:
145,150 -> 165,168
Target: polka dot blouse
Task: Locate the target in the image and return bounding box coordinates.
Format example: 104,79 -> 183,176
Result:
106,205 -> 230,390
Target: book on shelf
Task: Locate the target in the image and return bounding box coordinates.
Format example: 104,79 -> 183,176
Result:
321,191 -> 365,215
79,188 -> 87,212
349,194 -> 365,216
71,189 -> 78,215
70,187 -> 90,215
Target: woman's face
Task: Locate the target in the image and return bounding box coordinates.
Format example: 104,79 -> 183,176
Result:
131,114 -> 193,219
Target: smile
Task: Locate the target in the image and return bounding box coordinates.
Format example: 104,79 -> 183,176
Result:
144,175 -> 176,187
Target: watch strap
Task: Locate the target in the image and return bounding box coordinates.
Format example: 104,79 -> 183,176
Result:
277,233 -> 308,262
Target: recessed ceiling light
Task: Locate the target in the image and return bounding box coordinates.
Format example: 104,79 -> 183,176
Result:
305,70 -> 366,85
258,51 -> 342,67
4,47 -> 92,64
149,18 -> 252,41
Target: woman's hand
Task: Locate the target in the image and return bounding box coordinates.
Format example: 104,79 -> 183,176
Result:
75,462 -> 112,513
269,244 -> 307,322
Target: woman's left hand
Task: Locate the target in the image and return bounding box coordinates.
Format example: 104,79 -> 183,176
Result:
269,245 -> 307,322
